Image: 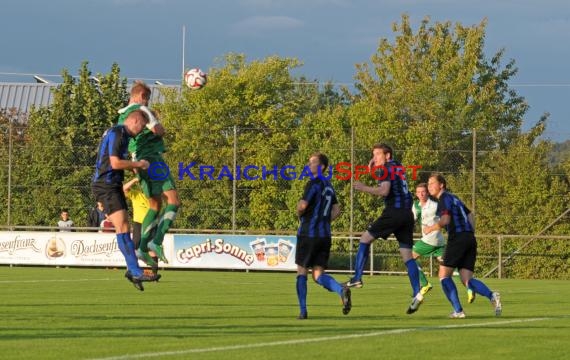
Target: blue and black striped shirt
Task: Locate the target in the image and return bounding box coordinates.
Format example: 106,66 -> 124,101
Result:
297,178 -> 338,238
92,125 -> 130,186
377,160 -> 412,209
436,191 -> 474,235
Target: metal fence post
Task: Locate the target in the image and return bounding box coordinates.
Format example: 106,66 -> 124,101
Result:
498,235 -> 502,279
232,125 -> 237,233
349,126 -> 354,272
369,241 -> 374,276
472,128 -> 476,221
7,119 -> 12,226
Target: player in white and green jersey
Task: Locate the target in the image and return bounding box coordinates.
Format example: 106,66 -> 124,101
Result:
413,183 -> 475,303
412,183 -> 445,295
117,81 -> 180,266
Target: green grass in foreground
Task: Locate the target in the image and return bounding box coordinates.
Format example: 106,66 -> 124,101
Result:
0,266 -> 568,360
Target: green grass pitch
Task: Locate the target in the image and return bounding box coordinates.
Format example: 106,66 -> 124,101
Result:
1,266 -> 568,360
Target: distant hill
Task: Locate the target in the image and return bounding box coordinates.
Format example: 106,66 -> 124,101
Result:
549,140 -> 570,165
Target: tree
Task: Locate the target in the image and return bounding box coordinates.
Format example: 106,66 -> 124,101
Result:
157,53 -> 348,231
0,108 -> 29,226
350,14 -> 533,175
450,118 -> 570,278
10,62 -> 128,226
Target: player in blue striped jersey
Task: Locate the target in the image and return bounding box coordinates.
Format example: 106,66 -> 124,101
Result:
345,143 -> 424,315
295,152 -> 351,319
424,173 -> 502,318
92,109 -> 159,290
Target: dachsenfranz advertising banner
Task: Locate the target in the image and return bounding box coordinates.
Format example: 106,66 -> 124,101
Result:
0,232 -> 297,271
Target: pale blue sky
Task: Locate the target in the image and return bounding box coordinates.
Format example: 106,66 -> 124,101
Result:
1,0 -> 569,141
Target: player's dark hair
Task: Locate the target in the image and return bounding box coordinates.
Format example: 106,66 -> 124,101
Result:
372,143 -> 393,158
310,152 -> 329,173
429,172 -> 447,189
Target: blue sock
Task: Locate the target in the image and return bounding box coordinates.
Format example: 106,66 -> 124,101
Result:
117,232 -> 142,276
405,259 -> 421,296
441,277 -> 463,313
316,274 -> 343,295
353,243 -> 370,281
296,275 -> 308,315
468,278 -> 493,299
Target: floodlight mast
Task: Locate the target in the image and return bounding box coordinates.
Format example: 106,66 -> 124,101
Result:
182,25 -> 186,76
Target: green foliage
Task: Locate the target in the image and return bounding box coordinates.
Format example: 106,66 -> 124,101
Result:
9,62 -> 128,226
351,15 -> 528,174
0,109 -> 29,225
158,53 -> 335,231
2,16 -> 568,278
454,118 -> 569,278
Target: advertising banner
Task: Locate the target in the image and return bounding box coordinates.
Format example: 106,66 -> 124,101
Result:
0,231 -> 126,266
0,232 -> 297,271
172,234 -> 297,270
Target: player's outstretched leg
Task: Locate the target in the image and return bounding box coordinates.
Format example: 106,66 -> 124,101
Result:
467,278 -> 501,315
316,274 -> 352,315
149,204 -> 179,264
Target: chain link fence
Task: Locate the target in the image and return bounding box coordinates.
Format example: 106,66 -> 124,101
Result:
0,126 -> 472,229
1,115 -> 569,279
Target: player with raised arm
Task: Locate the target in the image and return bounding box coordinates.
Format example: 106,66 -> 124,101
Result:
117,81 -> 180,267
345,143 -> 423,315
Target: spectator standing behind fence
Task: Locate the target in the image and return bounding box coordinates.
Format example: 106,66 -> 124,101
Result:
295,152 -> 351,319
345,143 -> 423,315
88,202 -> 107,231
100,214 -> 115,233
423,172 -> 502,318
58,209 -> 74,232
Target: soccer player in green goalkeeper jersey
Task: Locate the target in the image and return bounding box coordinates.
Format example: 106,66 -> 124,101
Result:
117,81 -> 180,266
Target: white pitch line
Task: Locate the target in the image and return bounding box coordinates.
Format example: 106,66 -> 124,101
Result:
0,278 -> 114,284
88,317 -> 552,360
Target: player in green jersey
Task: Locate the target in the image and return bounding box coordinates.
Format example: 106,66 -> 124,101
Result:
117,81 -> 180,266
